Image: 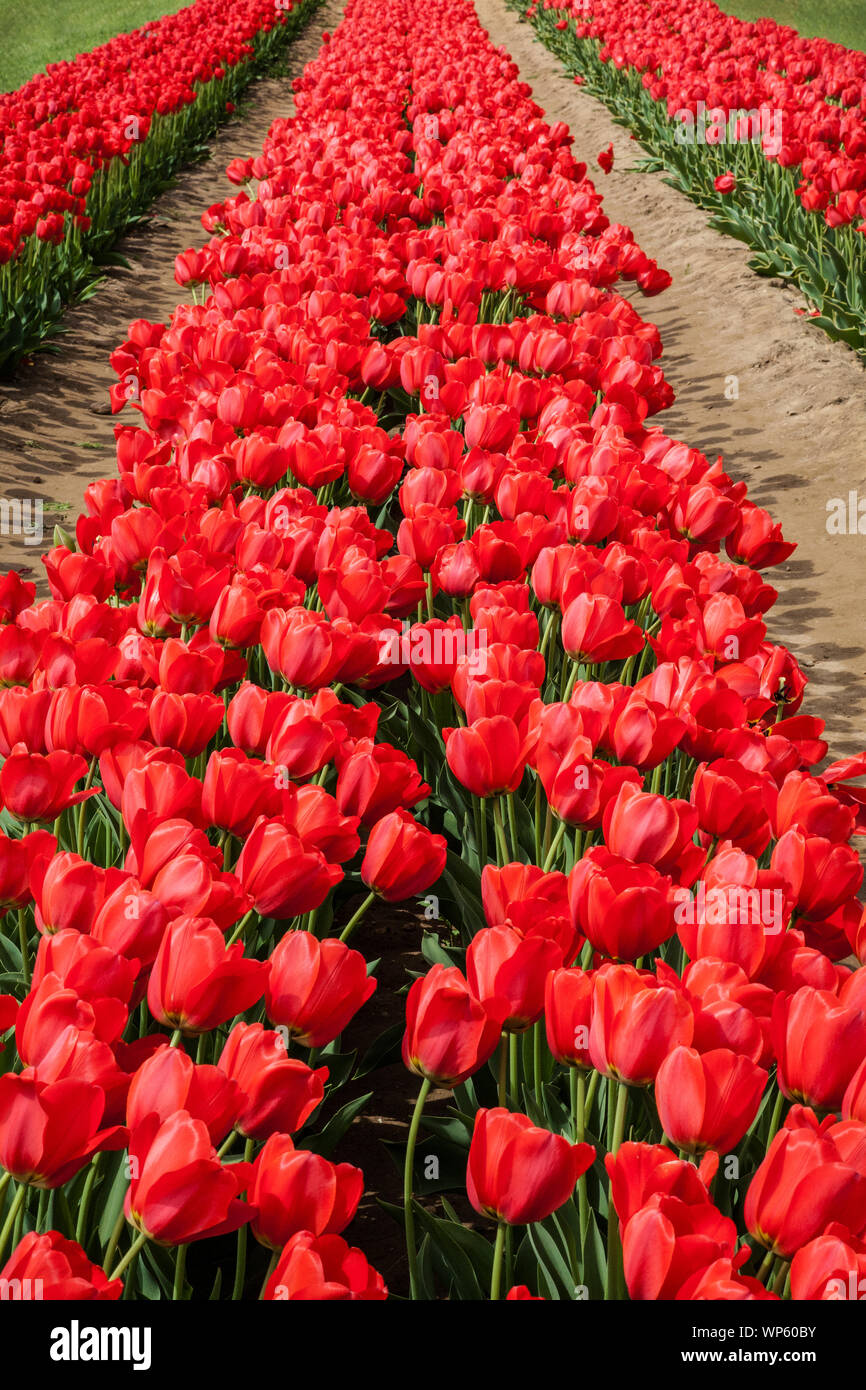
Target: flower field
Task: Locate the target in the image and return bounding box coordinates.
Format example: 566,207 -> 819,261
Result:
0,0 -> 866,1324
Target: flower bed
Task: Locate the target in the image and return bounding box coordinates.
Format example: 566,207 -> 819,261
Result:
519,0 -> 866,357
0,0 -> 318,375
0,0 -> 865,1303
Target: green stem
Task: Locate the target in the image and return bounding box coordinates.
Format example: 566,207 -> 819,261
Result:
102,1208 -> 127,1275
339,890 -> 377,944
542,818 -> 568,871
75,1156 -> 102,1245
491,798 -> 510,867
109,1228 -> 149,1283
231,1139 -> 255,1300
404,1076 -> 432,1300
766,1086 -> 786,1146
17,909 -> 30,986
0,1182 -> 26,1263
605,1081 -> 629,1301
173,1243 -> 188,1300
259,1249 -> 279,1300
490,1221 -> 507,1301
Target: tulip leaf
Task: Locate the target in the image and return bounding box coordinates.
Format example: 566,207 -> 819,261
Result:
299,1090 -> 373,1158
527,1219 -> 577,1300
580,1210 -> 608,1302
97,1152 -> 131,1247
355,1022 -> 404,1078
410,1201 -> 491,1300
420,929 -> 462,969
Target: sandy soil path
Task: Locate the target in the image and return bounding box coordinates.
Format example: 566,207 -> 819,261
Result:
475,0 -> 866,759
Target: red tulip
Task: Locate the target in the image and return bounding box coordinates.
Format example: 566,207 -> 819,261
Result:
218,1022 -> 327,1139
0,745 -> 98,823
622,1193 -> 738,1299
264,1231 -> 387,1300
0,1231 -> 123,1300
403,964 -> 507,1088
0,1074 -> 126,1188
568,847 -> 677,961
235,817 -> 343,919
467,1107 -> 594,1224
466,925 -> 562,1031
745,1117 -> 866,1258
250,1134 -> 363,1247
771,987 -> 866,1112
147,915 -> 267,1035
265,932 -> 376,1048
361,809 -> 447,902
444,712 -> 529,800
126,1045 -> 239,1145
589,964 -> 694,1086
125,1110 -> 253,1246
654,1046 -> 768,1154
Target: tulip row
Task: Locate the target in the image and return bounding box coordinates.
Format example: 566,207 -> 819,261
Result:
518,0 -> 866,357
0,0 -> 319,375
1,0 -> 865,1303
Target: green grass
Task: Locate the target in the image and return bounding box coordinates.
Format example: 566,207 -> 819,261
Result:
0,0 -> 186,94
719,0 -> 866,54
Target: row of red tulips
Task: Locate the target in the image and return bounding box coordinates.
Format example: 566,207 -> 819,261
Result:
521,0 -> 866,357
0,0 -> 318,374
1,0 -> 865,1301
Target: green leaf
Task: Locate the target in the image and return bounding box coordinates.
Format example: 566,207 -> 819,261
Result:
355,1022 -> 403,1078
299,1091 -> 372,1158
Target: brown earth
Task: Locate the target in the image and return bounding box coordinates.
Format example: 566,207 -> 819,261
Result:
476,0 -> 866,761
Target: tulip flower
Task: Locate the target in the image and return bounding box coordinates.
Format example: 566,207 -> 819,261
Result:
0,745 -> 98,823
468,1107 -> 595,1226
0,1074 -> 127,1188
217,1023 -> 327,1139
403,964 -> 507,1089
0,1231 -> 123,1300
235,817 -> 344,919
568,848 -> 677,961
250,1135 -> 363,1248
360,809 -> 447,904
789,1225 -> 866,1301
621,1193 -> 738,1299
654,1046 -> 768,1153
265,932 -> 376,1048
544,968 -> 593,1067
126,1045 -> 240,1145
442,716 -> 530,798
771,987 -> 866,1112
125,1111 -> 253,1246
744,1119 -> 866,1259
263,1231 -> 387,1300
147,916 -> 267,1036
589,964 -> 695,1086
467,925 -> 561,1031
605,1142 -> 719,1228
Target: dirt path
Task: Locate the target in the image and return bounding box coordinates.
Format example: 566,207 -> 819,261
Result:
0,0 -> 347,581
476,0 -> 866,760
